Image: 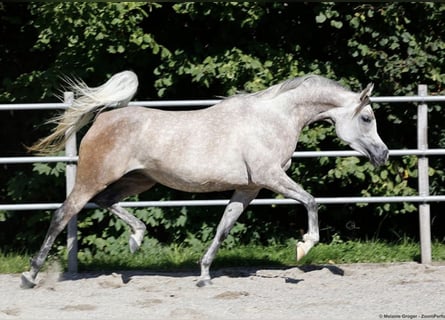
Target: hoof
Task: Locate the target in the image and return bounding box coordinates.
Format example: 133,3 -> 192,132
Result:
20,272 -> 37,289
296,243 -> 306,261
196,279 -> 212,288
296,237 -> 317,261
129,234 -> 141,254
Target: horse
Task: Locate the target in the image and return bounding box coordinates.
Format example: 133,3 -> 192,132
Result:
21,71 -> 388,288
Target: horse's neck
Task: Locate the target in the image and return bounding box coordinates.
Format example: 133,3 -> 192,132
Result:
286,87 -> 355,125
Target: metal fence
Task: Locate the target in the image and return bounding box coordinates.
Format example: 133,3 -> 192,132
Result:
1,85 -> 445,272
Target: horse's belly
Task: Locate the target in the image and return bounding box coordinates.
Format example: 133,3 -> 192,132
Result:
142,164 -> 250,193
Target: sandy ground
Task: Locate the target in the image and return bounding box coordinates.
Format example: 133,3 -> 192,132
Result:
0,262 -> 444,320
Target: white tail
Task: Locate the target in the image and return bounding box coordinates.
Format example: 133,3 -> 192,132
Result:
29,71 -> 138,155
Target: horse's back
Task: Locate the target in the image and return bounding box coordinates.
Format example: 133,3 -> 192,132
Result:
78,104 -> 253,192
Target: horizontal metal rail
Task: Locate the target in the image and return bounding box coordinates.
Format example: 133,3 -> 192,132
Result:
1,195 -> 445,212
0,102 -> 68,110
0,156 -> 78,164
370,96 -> 445,103
291,149 -> 445,157
1,95 -> 445,111
1,149 -> 445,164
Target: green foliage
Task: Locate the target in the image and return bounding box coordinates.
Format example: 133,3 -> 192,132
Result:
33,162 -> 66,177
299,236 -> 445,265
0,2 -> 166,103
155,47 -> 274,96
0,251 -> 30,273
327,156 -> 418,215
299,238 -> 420,265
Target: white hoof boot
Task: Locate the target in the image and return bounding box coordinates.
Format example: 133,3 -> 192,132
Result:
129,232 -> 143,254
296,239 -> 315,261
20,272 -> 37,289
296,242 -> 306,261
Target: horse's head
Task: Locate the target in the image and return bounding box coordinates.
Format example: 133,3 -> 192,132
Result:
326,83 -> 389,166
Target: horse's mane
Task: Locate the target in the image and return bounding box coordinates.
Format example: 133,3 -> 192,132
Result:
237,75 -> 348,100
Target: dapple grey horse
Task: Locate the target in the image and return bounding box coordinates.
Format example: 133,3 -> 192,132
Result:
22,71 -> 388,288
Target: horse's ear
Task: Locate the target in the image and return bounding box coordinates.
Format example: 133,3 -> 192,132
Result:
360,83 -> 374,101
354,83 -> 374,117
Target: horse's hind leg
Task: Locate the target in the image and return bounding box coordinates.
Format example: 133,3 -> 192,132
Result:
93,172 -> 155,253
21,191 -> 91,288
197,188 -> 259,287
106,204 -> 147,253
21,173 -> 154,289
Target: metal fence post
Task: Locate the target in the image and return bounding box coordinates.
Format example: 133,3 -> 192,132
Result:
417,84 -> 432,264
64,92 -> 78,273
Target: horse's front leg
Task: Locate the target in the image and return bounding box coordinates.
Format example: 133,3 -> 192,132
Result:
265,169 -> 320,260
197,188 -> 259,287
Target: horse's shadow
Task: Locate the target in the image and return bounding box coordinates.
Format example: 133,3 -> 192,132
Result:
208,264 -> 344,285
58,264 -> 344,286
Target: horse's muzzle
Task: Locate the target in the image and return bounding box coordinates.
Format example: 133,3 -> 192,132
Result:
370,145 -> 389,167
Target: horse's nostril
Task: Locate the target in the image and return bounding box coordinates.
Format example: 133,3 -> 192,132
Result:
379,148 -> 389,166
382,148 -> 389,161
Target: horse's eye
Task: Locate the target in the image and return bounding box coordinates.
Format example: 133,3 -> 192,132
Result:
361,114 -> 372,123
